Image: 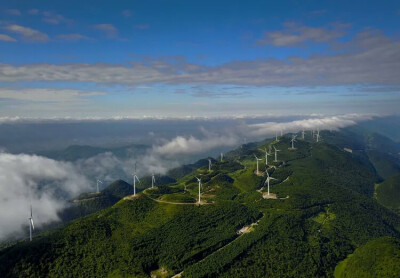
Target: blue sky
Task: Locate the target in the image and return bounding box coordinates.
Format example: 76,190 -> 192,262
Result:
0,0 -> 399,118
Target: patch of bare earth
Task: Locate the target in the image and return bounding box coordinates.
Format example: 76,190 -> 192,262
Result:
123,194 -> 141,201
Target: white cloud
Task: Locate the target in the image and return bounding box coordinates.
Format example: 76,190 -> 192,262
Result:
0,29 -> 397,86
0,153 -> 89,240
0,34 -> 16,42
0,88 -> 106,102
41,11 -> 72,25
56,33 -> 90,41
246,114 -> 372,137
256,22 -> 346,46
154,135 -> 238,156
4,24 -> 48,42
93,24 -> 118,38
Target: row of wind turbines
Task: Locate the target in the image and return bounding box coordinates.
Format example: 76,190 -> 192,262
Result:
253,129 -> 323,197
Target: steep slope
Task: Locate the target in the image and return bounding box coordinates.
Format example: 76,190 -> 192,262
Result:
375,174 -> 400,213
0,197 -> 259,277
366,150 -> 400,179
58,180 -> 133,222
334,236 -> 400,278
1,135 -> 400,278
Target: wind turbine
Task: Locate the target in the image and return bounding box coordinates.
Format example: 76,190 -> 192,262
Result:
151,173 -> 155,188
96,179 -> 102,193
29,205 -> 34,242
195,177 -> 202,204
315,130 -> 321,142
275,131 -> 278,142
290,135 -> 297,149
273,146 -> 281,162
220,152 -> 223,162
263,147 -> 271,165
208,159 -> 212,171
132,163 -> 140,196
254,154 -> 262,174
265,171 -> 276,196
302,130 -> 305,139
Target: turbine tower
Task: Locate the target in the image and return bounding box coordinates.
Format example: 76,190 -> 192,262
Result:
315,129 -> 321,142
151,173 -> 155,188
220,152 -> 223,162
254,154 -> 262,174
195,177 -> 202,204
290,135 -> 297,149
273,146 -> 281,162
132,163 -> 140,196
96,179 -> 102,193
264,147 -> 271,165
275,131 -> 278,142
29,205 -> 34,242
265,171 -> 276,196
302,130 -> 305,139
208,159 -> 212,171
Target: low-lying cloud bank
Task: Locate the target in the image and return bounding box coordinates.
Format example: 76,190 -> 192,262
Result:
245,114 -> 371,137
0,114 -> 372,241
0,153 -> 89,240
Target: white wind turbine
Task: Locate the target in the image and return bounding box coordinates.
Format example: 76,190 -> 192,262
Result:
254,154 -> 262,174
96,179 -> 102,193
195,177 -> 202,204
263,147 -> 271,165
220,152 -> 223,162
29,205 -> 34,242
290,134 -> 297,149
302,130 -> 305,139
208,159 -> 212,171
151,173 -> 155,188
275,131 -> 278,142
273,146 -> 281,162
265,171 -> 276,196
315,130 -> 321,142
132,163 -> 140,196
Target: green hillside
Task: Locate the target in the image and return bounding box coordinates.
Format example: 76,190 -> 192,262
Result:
1,134 -> 400,277
334,236 -> 400,278
58,180 -> 134,222
321,130 -> 400,180
375,174 -> 400,213
367,150 -> 400,180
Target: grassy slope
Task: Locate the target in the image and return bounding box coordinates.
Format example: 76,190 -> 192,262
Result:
375,174 -> 400,213
1,135 -> 400,278
367,150 -> 400,180
334,236 -> 400,278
